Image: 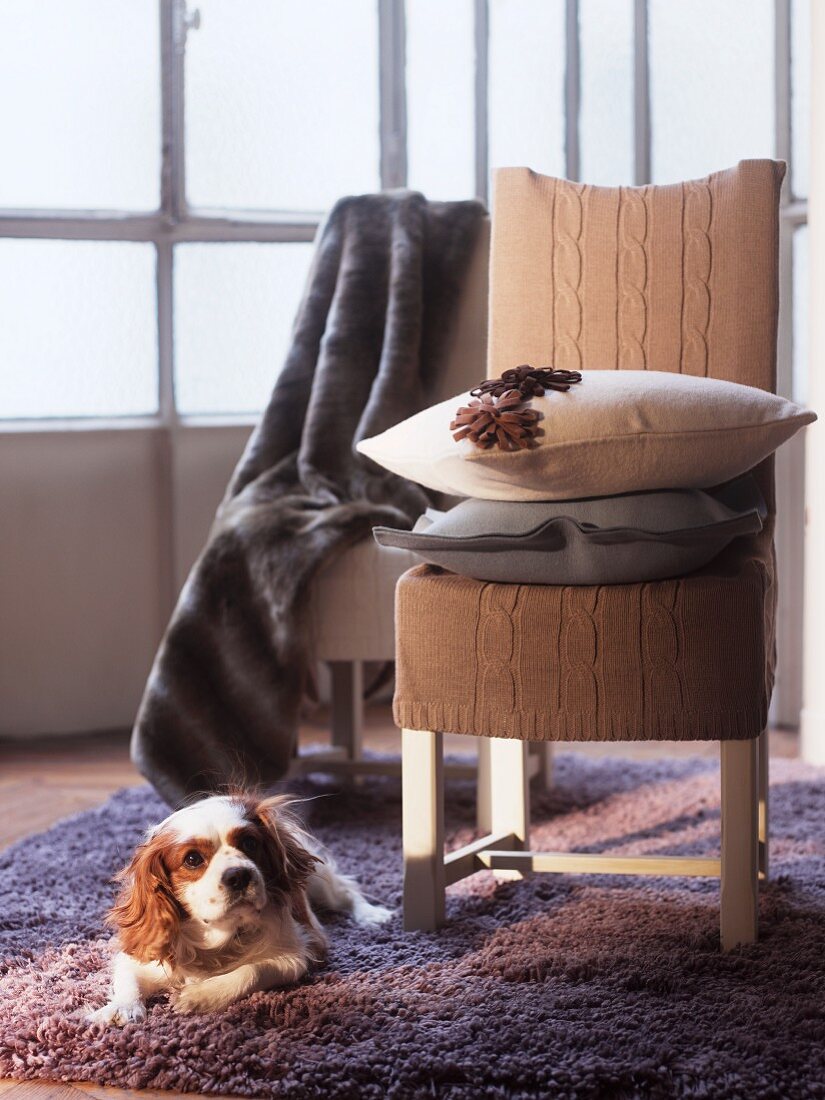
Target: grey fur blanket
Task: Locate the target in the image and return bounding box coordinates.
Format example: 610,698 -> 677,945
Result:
132,192 -> 485,806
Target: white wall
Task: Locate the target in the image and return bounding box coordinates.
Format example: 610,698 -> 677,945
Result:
0,423 -> 251,736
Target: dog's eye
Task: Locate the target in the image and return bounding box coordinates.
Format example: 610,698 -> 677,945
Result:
183,850 -> 204,868
237,834 -> 259,857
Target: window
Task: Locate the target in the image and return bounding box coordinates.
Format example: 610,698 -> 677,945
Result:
0,0 -> 807,422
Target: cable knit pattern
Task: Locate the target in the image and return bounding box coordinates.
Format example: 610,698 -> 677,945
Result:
474,584 -> 520,730
560,588 -> 599,735
553,182 -> 584,372
395,161 -> 784,743
680,179 -> 713,376
641,582 -> 684,719
617,186 -> 649,370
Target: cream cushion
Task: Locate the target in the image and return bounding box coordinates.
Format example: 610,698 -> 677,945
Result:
357,369 -> 814,501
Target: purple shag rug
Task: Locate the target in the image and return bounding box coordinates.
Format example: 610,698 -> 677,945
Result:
2,753 -> 825,1099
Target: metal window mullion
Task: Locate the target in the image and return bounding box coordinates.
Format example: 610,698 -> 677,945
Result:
633,0 -> 651,185
564,0 -> 581,182
161,0 -> 187,221
0,211 -> 321,243
474,0 -> 489,204
775,0 -> 792,193
155,236 -> 179,618
379,0 -> 407,189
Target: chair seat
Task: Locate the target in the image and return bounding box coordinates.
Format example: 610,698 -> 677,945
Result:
309,537 -> 421,662
393,530 -> 775,743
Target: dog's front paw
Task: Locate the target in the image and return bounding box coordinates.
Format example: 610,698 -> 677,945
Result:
172,976 -> 236,1015
87,1001 -> 146,1027
354,900 -> 394,926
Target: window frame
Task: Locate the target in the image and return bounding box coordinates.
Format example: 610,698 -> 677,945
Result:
0,0 -> 805,427
0,0 -> 808,723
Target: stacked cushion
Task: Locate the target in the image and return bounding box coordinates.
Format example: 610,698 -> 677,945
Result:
374,475 -> 766,586
359,369 -> 811,586
357,370 -> 814,502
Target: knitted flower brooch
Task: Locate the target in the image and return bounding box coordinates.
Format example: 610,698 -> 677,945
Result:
450,366 -> 583,452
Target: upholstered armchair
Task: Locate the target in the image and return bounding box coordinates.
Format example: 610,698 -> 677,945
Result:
396,160 -> 785,950
296,219 -> 555,800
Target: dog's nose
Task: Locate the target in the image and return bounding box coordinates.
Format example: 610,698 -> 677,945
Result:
221,867 -> 252,893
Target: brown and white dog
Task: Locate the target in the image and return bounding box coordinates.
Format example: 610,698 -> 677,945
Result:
90,794 -> 391,1024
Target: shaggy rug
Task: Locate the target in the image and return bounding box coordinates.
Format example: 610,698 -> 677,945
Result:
1,754 -> 824,1099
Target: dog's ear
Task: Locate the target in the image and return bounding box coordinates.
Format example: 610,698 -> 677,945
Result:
107,833 -> 182,965
253,796 -> 320,903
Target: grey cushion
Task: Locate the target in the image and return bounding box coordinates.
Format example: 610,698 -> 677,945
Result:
373,475 -> 766,585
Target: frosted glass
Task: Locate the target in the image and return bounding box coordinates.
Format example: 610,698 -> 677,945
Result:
185,1 -> 380,212
791,0 -> 810,197
175,243 -> 315,416
489,0 -> 566,179
0,1 -> 160,211
580,0 -> 634,186
793,225 -> 808,405
650,0 -> 774,183
0,241 -> 157,419
407,0 -> 476,199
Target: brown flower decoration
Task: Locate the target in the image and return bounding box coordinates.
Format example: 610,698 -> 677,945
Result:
450,390 -> 543,452
471,365 -> 583,399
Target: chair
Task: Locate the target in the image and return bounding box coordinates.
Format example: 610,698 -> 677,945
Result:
294,221 -> 554,800
396,160 -> 784,950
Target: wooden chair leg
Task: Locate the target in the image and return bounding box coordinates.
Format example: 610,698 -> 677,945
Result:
720,738 -> 759,950
329,660 -> 363,760
758,727 -> 769,880
476,737 -> 492,833
489,738 -> 530,881
402,728 -> 445,931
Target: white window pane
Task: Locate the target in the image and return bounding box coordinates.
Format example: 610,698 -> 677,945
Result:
650,0 -> 774,183
489,0 -> 566,179
175,243 -> 314,416
793,225 -> 808,405
186,2 -> 380,213
0,241 -> 157,419
580,0 -> 634,186
0,1 -> 159,211
407,0 -> 476,199
792,0 -> 810,198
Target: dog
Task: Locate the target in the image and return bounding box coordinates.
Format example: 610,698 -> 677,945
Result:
90,793 -> 392,1024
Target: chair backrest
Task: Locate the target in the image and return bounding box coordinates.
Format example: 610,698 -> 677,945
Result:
487,160 -> 785,506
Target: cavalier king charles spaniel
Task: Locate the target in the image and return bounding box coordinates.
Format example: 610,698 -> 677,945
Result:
90,793 -> 391,1024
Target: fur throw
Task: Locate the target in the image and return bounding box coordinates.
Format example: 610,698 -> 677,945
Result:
131,192 -> 485,806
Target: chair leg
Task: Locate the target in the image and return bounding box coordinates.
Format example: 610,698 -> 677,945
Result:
758,727 -> 769,880
489,738 -> 530,880
476,737 -> 492,832
329,660 -> 363,760
720,738 -> 759,950
402,728 -> 445,931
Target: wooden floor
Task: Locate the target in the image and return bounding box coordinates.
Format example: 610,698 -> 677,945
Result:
0,710 -> 798,1099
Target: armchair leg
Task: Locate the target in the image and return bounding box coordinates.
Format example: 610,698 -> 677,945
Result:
402,728 -> 445,931
720,738 -> 759,950
329,660 -> 363,760
489,738 -> 530,881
